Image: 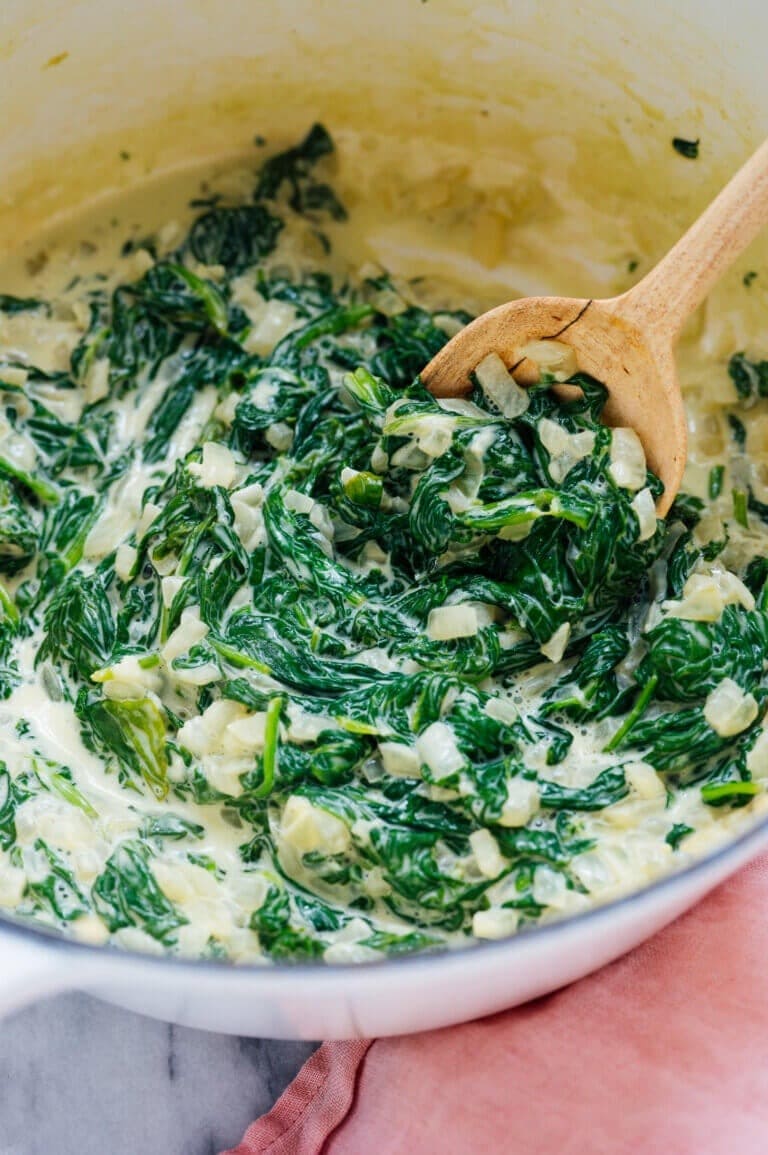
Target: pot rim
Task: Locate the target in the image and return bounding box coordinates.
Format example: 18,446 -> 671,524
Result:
3,805 -> 765,982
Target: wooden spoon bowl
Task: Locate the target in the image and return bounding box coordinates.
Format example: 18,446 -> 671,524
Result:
423,137 -> 768,516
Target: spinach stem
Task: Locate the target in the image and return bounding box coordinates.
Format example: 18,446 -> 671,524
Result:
253,696 -> 283,798
0,581 -> 19,625
0,456 -> 58,503
603,674 -> 658,753
733,488 -> 749,529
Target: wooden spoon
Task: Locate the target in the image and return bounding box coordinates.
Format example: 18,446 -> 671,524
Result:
422,138 -> 768,515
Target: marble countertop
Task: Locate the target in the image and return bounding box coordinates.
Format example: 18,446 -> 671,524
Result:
0,994 -> 317,1155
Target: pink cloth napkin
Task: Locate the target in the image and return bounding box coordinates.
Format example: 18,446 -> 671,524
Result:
223,855 -> 768,1155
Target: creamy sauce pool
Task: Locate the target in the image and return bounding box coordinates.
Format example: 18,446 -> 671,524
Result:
0,129 -> 767,963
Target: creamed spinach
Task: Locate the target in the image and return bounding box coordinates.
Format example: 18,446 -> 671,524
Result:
0,126 -> 767,963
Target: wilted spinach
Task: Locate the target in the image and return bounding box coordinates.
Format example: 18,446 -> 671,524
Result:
0,124 -> 765,965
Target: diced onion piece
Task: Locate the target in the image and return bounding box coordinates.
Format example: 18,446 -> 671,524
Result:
473,602 -> 501,628
390,441 -> 430,470
368,286 -> 407,317
154,859 -> 220,904
172,662 -> 221,687
202,757 -> 246,798
178,700 -> 247,757
286,706 -> 329,744
136,501 -> 161,539
370,443 -> 388,473
229,276 -> 267,320
472,908 -> 519,940
189,260 -> 225,282
84,504 -> 139,560
284,488 -> 314,515
624,761 -> 665,800
483,696 -> 518,725
747,729 -> 768,778
570,849 -> 614,891
72,913 -> 110,946
498,778 -> 539,827
361,540 -> 388,566
225,712 -> 269,754
417,416 -> 456,458
245,300 -> 297,356
231,481 -> 266,551
437,397 -> 488,419
540,622 -> 571,663
309,502 -> 334,539
84,357 -> 110,404
379,742 -> 421,779
4,432 -> 35,470
538,417 -> 595,483
92,655 -> 162,700
537,418 -> 571,456
474,352 -> 530,418
114,543 -> 137,582
704,678 -> 759,737
323,941 -> 380,965
468,426 -> 498,463
161,575 -> 184,609
231,498 -> 262,551
364,866 -> 391,898
630,487 -> 657,542
0,863 -> 26,907
427,604 -> 479,641
469,829 -> 505,878
665,575 -> 724,623
415,721 -> 465,781
161,614 -> 209,663
188,441 -> 237,489
712,569 -> 754,610
665,569 -> 755,623
235,481 -> 265,507
0,365 -> 28,388
608,427 -> 647,491
265,422 -> 293,451
499,627 -> 527,651
281,796 -> 351,855
517,339 -> 577,382
246,376 -> 279,414
532,866 -> 568,907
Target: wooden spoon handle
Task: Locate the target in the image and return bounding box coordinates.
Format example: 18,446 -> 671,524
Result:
610,136 -> 768,342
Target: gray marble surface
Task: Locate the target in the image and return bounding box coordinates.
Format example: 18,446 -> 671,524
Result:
0,994 -> 317,1155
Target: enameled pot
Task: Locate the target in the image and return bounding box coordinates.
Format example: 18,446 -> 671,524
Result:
1,0 -> 767,1037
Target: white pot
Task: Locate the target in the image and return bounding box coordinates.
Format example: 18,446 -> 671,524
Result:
1,0 -> 767,1039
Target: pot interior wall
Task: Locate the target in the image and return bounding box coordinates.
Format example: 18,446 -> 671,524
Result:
1,0 -> 767,256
